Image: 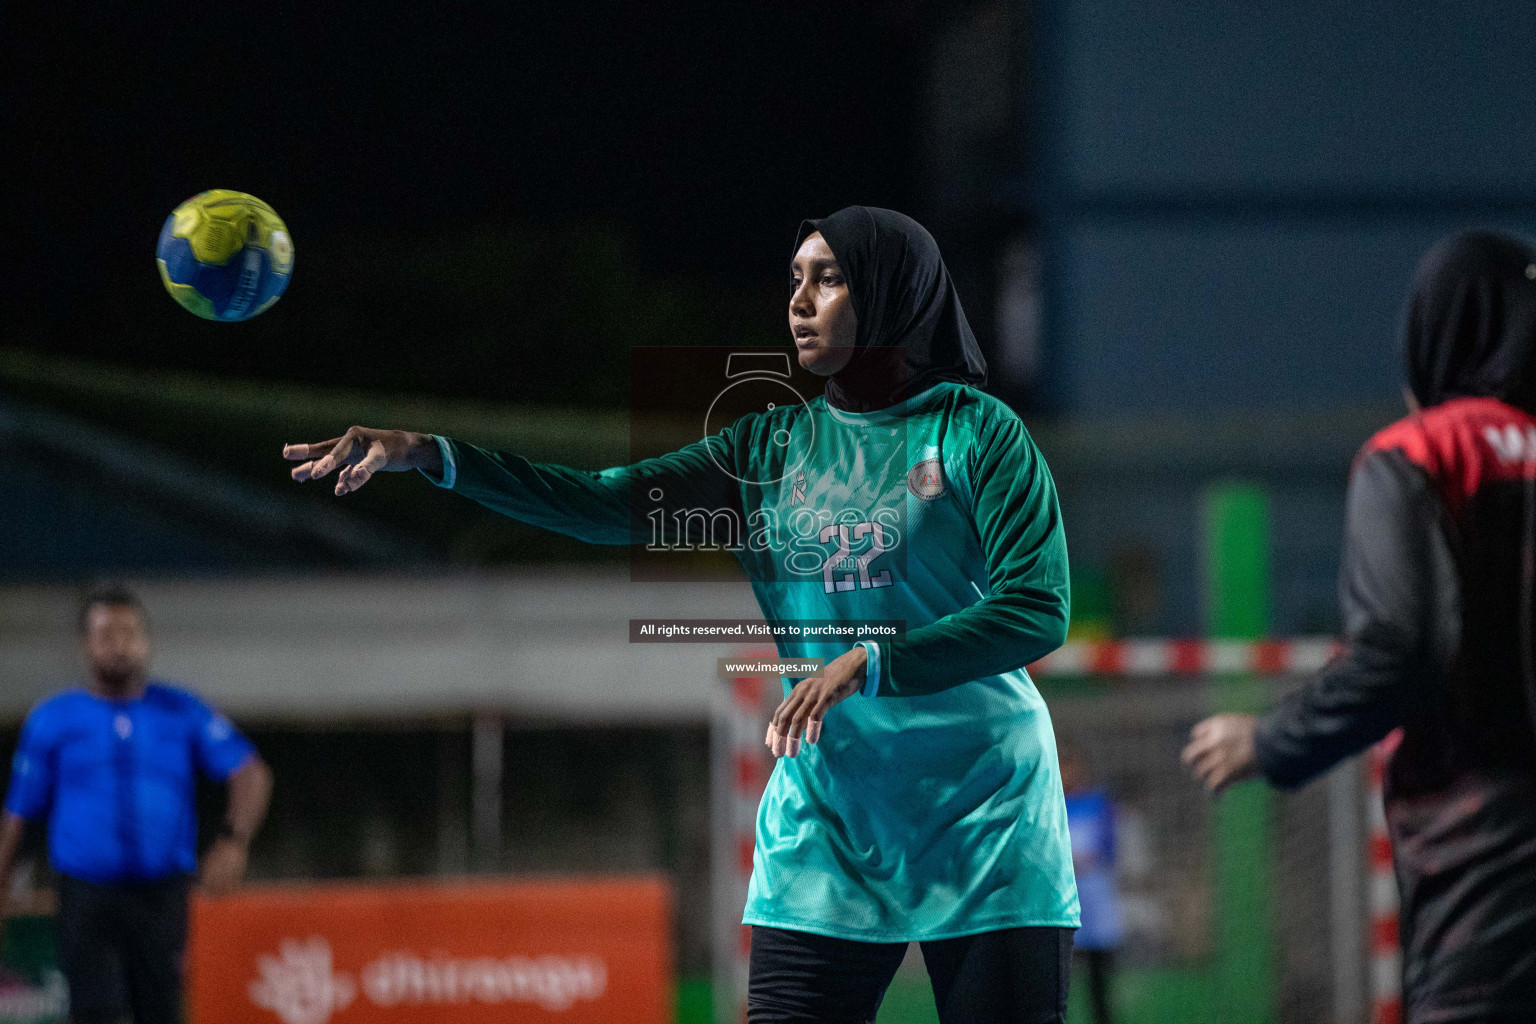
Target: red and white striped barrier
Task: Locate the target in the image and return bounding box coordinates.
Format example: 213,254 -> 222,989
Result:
1369,732 -> 1404,1024
1027,637 -> 1341,677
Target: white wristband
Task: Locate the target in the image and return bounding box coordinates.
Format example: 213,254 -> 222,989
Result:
423,434 -> 457,490
855,641 -> 882,698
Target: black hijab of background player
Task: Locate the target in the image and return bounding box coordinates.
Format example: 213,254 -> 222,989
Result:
1405,229 -> 1536,413
795,206 -> 987,413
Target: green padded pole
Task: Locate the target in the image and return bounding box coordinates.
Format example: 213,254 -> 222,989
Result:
1203,483 -> 1277,1024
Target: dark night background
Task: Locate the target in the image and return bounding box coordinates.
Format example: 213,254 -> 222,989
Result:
1,2 -> 930,408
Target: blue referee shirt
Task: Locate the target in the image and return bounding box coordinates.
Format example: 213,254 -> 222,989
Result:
4,682 -> 256,884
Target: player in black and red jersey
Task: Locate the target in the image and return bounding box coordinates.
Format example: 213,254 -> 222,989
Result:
1184,230 -> 1536,1024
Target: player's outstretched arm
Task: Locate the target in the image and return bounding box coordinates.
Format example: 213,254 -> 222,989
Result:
1184,448 -> 1454,796
286,427 -> 743,547
284,427 -> 442,496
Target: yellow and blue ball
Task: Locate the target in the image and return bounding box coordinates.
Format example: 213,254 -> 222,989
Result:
156,190 -> 294,321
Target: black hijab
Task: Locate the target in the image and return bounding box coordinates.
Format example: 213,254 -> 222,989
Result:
795,206 -> 987,413
1404,229 -> 1536,413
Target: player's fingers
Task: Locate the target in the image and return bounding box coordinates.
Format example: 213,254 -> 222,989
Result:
337,444 -> 389,495
783,710 -> 807,758
1185,748 -> 1220,783
349,440 -> 387,475
792,684 -> 836,755
783,703 -> 807,741
773,686 -> 809,733
765,706 -> 789,756
1200,755 -> 1236,792
310,430 -> 364,479
1194,753 -> 1220,783
776,681 -> 823,756
1190,743 -> 1223,770
283,438 -> 342,462
786,683 -> 825,735
800,693 -> 838,746
776,708 -> 802,758
770,695 -> 793,731
289,436 -> 348,482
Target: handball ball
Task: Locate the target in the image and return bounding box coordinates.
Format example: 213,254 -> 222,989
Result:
155,190 -> 293,321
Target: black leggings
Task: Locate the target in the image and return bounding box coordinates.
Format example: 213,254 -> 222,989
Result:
748,925 -> 1073,1024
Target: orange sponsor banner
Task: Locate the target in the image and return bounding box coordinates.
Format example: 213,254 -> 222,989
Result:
188,876 -> 672,1024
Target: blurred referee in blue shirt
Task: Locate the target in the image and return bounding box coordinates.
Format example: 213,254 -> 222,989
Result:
0,585 -> 273,1024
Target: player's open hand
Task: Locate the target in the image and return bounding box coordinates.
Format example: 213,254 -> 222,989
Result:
283,427 -> 441,495
766,646 -> 868,758
1182,713 -> 1260,795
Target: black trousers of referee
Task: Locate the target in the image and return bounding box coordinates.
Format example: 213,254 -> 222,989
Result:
57,874 -> 189,1024
748,925 -> 1073,1024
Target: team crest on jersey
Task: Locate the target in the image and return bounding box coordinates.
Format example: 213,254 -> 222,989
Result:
791,471 -> 807,505
907,458 -> 945,500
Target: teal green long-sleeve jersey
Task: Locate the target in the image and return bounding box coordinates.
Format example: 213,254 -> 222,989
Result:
426,381 -> 1078,940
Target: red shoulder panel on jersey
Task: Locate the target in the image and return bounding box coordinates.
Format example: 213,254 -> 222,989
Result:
1360,397 -> 1536,521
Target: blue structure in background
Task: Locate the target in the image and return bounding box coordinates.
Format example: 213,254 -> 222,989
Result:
982,1 -> 1536,636
1027,0 -> 1536,417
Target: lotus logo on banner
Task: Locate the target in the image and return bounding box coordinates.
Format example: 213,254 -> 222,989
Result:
247,937 -> 609,1023
249,939 -> 355,1024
